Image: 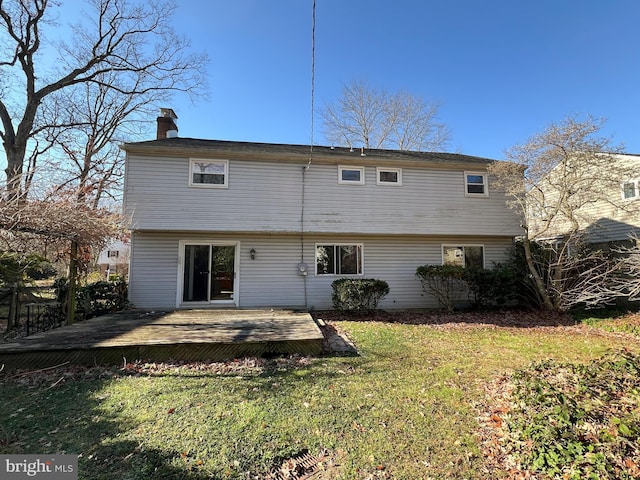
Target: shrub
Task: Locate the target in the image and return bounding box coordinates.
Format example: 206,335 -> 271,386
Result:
331,278 -> 389,313
54,276 -> 129,320
463,263 -> 519,309
415,264 -> 466,312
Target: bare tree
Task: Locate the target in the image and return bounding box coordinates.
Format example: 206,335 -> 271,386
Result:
0,0 -> 207,201
43,69 -> 166,209
488,114 -> 639,310
321,80 -> 451,151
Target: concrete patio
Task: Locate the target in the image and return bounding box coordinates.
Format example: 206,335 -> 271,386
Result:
0,309 -> 325,372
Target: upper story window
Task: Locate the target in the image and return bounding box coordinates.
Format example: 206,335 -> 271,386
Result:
189,159 -> 228,188
376,167 -> 402,186
107,250 -> 119,258
622,180 -> 638,200
464,171 -> 488,197
316,244 -> 363,275
442,245 -> 484,269
338,166 -> 365,185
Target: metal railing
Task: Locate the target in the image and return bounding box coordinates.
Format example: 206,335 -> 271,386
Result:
24,302 -> 64,336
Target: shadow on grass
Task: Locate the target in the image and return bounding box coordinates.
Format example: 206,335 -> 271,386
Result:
0,375 -> 218,480
0,355 -> 371,479
314,308 -> 579,328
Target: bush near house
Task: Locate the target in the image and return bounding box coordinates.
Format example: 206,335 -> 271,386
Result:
416,264 -> 519,312
54,276 -> 128,320
331,278 -> 389,313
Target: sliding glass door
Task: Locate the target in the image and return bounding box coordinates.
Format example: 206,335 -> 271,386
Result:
182,244 -> 236,303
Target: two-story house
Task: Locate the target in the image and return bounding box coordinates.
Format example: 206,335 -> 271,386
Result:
122,111 -> 522,310
528,153 -> 640,250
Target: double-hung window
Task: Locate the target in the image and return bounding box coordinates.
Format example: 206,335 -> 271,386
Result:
464,171 -> 488,197
316,244 -> 363,275
442,245 -> 484,269
189,159 -> 228,188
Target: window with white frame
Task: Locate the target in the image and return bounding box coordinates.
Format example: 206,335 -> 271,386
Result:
442,245 -> 484,269
107,250 -> 119,258
316,244 -> 363,275
376,167 -> 402,186
464,171 -> 488,197
338,166 -> 365,185
189,159 -> 228,188
622,180 -> 639,200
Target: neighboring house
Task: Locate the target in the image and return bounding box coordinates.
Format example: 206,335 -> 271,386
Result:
95,238 -> 130,279
529,153 -> 640,249
122,110 -> 522,310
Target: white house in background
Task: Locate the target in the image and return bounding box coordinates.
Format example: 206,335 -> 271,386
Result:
96,238 -> 130,279
121,110 -> 522,310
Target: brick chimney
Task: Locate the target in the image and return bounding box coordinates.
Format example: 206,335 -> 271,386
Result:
156,108 -> 178,139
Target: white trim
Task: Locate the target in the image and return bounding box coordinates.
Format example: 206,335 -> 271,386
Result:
464,171 -> 488,197
314,243 -> 364,276
441,244 -> 485,268
376,167 -> 402,186
188,159 -> 229,188
176,240 -> 240,307
338,165 -> 365,185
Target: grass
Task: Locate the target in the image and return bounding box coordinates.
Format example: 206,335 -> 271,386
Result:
1,314 -> 639,479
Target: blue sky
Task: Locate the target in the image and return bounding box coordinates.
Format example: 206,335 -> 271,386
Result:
164,0 -> 640,160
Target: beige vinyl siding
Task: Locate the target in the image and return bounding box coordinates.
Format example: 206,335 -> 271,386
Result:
125,154 -> 522,236
128,233 -> 180,309
129,232 -> 513,310
304,235 -> 513,310
125,156 -> 303,232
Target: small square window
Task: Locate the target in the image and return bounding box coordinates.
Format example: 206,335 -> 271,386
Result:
107,250 -> 119,258
376,167 -> 402,186
189,159 -> 228,188
465,171 -> 488,197
338,166 -> 365,185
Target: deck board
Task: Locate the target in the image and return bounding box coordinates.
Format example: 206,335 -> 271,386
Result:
0,309 -> 324,371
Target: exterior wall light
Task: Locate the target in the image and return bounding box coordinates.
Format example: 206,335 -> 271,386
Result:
250,248 -> 256,260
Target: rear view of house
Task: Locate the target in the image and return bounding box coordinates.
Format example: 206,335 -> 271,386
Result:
122,110 -> 522,310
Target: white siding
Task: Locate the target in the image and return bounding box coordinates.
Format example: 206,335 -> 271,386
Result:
129,232 -> 513,310
124,155 -> 522,236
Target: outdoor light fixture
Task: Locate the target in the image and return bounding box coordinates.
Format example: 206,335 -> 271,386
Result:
250,248 -> 256,260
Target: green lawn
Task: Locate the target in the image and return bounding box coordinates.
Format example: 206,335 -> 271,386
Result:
1,314 -> 638,479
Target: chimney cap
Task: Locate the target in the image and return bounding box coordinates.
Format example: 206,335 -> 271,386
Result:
159,108 -> 178,120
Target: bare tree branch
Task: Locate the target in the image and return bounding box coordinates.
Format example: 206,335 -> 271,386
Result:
0,0 -> 208,200
321,80 -> 451,151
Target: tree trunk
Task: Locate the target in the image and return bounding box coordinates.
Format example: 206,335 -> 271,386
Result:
522,236 -> 556,310
66,240 -> 79,325
6,283 -> 19,332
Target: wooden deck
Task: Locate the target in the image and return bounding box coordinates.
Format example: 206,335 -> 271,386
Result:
0,309 -> 324,372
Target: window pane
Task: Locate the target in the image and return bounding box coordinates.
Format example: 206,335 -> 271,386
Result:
193,173 -> 225,184
443,246 -> 464,266
465,246 -> 484,269
341,169 -> 361,182
467,175 -> 484,184
192,161 -> 226,185
467,184 -> 485,194
624,182 -> 636,199
379,171 -> 398,183
316,246 -> 334,274
338,245 -> 361,274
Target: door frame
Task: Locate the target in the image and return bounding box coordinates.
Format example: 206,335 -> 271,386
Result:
176,240 -> 240,307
